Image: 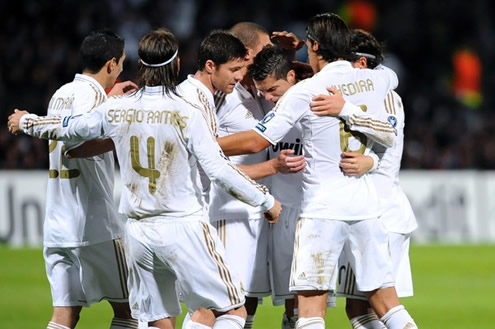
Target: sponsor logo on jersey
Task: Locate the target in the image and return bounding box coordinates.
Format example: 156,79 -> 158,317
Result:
271,138 -> 303,156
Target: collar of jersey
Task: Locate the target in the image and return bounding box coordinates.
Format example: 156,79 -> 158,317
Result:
186,74 -> 215,106
320,60 -> 353,74
75,73 -> 106,95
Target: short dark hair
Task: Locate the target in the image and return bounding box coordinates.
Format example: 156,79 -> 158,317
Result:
197,30 -> 247,70
249,45 -> 292,82
229,22 -> 268,49
306,13 -> 350,63
80,29 -> 124,73
136,28 -> 180,95
347,29 -> 384,69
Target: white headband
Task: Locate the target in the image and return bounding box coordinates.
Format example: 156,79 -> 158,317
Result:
354,52 -> 376,59
140,49 -> 178,67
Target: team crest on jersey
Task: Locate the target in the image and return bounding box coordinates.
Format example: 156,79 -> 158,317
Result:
387,115 -> 397,128
255,112 -> 275,132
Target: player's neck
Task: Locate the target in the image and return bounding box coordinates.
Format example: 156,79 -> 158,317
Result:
193,70 -> 215,95
82,71 -> 108,89
240,76 -> 256,97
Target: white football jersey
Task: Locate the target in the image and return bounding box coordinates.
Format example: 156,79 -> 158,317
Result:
43,74 -> 122,247
177,75 -> 218,205
372,90 -> 417,233
254,61 -> 397,220
268,118 -> 304,207
178,75 -> 218,139
20,86 -> 275,220
209,83 -> 273,221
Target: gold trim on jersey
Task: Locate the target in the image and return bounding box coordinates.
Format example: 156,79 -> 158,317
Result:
348,115 -> 395,133
214,91 -> 227,111
89,83 -> 106,111
196,89 -> 218,139
384,91 -> 396,115
201,222 -> 241,305
113,238 -> 129,298
23,117 -> 62,131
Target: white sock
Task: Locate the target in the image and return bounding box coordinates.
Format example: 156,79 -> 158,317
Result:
185,321 -> 212,329
295,317 -> 325,329
111,317 -> 139,329
213,314 -> 245,329
380,305 -> 417,329
243,315 -> 255,329
350,314 -> 386,329
47,322 -> 71,329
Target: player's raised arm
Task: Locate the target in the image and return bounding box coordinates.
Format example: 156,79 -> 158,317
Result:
11,102 -> 108,142
217,130 -> 270,156
187,108 -> 282,223
311,87 -> 396,147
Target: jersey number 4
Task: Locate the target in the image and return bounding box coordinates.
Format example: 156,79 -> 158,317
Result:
130,136 -> 161,194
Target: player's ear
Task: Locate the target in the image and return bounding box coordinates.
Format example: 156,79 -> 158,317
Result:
205,59 -> 215,74
287,69 -> 296,85
106,58 -> 116,74
312,40 -> 319,52
358,57 -> 367,69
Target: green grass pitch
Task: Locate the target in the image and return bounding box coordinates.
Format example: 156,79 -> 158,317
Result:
1,245 -> 494,328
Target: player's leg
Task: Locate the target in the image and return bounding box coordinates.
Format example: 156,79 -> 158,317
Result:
174,220 -> 246,329
290,218 -> 348,329
215,218 -> 270,328
337,246 -> 384,328
268,206 -> 299,329
346,219 -> 417,329
44,247 -> 85,328
125,219 -> 181,327
48,306 -> 82,329
77,238 -> 138,329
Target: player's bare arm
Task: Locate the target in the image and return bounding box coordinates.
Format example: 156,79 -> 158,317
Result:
7,109 -> 29,135
217,130 -> 271,156
107,80 -> 138,97
339,152 -> 375,177
66,139 -> 115,159
238,149 -> 306,180
271,31 -> 305,51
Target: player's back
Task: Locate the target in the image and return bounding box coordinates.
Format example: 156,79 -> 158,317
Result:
44,74 -> 121,248
371,90 -> 417,233
271,61 -> 395,220
104,86 -> 206,220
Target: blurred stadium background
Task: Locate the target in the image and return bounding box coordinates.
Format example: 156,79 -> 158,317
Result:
1,0 -> 494,328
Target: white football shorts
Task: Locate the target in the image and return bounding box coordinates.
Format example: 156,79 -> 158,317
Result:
126,217 -> 244,323
337,232 -> 413,299
44,238 -> 128,307
215,217 -> 270,298
290,217 -> 394,293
